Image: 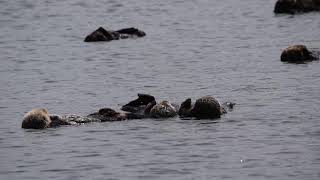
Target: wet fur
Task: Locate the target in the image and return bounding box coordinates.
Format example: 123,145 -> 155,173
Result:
22,108 -> 51,129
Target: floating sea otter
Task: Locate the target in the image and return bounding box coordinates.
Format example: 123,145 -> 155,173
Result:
84,27 -> 146,42
22,108 -> 71,129
280,45 -> 318,62
121,94 -> 178,118
179,96 -> 234,119
274,0 -> 320,14
121,93 -> 156,115
147,101 -> 178,118
21,108 -> 141,129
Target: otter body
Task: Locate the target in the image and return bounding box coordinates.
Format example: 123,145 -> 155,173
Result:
274,0 -> 320,14
179,96 -> 226,119
84,27 -> 146,42
281,45 -> 318,62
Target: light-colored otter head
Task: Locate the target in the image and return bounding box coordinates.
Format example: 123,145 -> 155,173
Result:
150,100 -> 177,118
159,101 -> 176,111
22,108 -> 51,129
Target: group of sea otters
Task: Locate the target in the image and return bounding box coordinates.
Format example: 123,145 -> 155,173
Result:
22,94 -> 235,129
22,0 -> 320,129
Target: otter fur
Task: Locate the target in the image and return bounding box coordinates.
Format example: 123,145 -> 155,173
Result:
179,96 -> 226,119
22,108 -> 51,129
281,45 -> 317,62
149,101 -> 177,118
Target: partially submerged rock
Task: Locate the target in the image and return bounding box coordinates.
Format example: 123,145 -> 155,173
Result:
84,27 -> 146,42
281,45 -> 318,62
274,0 -> 320,14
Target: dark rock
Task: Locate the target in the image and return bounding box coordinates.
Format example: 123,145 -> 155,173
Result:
274,0 -> 320,14
281,45 -> 318,62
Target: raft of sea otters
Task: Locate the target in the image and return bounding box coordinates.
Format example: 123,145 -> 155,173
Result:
22,94 -> 235,129
22,0 -> 320,129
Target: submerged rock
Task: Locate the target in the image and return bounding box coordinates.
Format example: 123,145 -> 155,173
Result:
84,27 -> 146,42
281,45 -> 318,62
274,0 -> 320,14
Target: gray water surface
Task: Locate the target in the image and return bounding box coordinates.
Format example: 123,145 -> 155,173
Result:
1,0 -> 320,179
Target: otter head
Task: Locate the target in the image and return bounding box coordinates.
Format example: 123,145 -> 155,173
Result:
22,108 -> 51,129
191,96 -> 221,119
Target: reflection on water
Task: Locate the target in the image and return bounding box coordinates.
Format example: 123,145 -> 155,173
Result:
0,0 -> 320,179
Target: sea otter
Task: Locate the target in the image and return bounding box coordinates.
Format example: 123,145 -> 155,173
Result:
274,0 -> 320,14
22,108 -> 52,129
121,93 -> 156,115
22,108 -> 74,129
148,100 -> 178,118
84,27 -> 146,42
281,45 -> 318,62
179,96 -> 230,119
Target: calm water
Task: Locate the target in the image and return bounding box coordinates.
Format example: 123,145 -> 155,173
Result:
1,0 -> 320,179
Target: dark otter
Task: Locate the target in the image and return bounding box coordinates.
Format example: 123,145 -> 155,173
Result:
179,96 -> 230,119
84,27 -> 120,42
178,98 -> 192,117
84,27 -> 146,42
121,94 -> 156,114
116,27 -> 146,37
281,45 -> 318,62
274,0 -> 320,14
